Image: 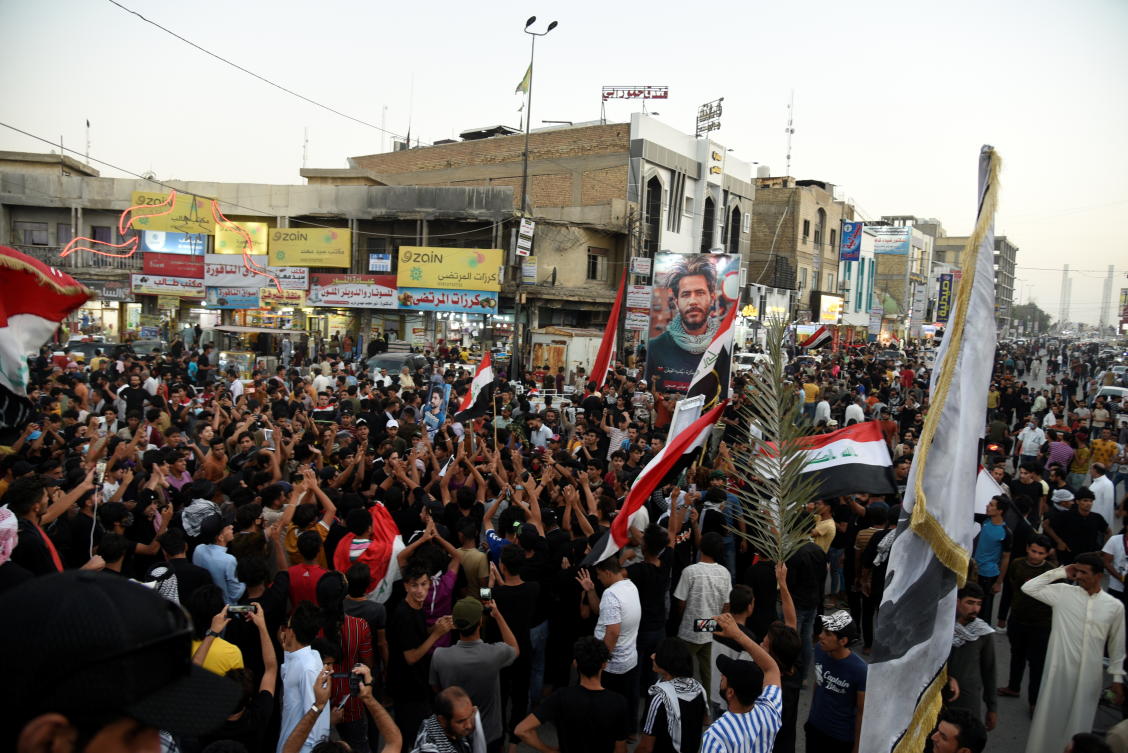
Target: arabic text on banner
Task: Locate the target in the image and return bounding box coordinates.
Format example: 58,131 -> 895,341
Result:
130,192 -> 215,236
268,228 -> 351,268
396,247 -> 503,292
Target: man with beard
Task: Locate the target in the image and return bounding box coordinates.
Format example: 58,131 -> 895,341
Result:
647,255 -> 720,393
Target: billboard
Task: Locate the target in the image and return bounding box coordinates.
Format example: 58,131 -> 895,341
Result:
812,292 -> 844,324
260,288 -> 305,308
131,274 -> 205,298
139,230 -> 207,256
397,288 -> 500,314
644,252 -> 740,392
839,221 -> 862,261
205,288 -> 260,309
130,191 -> 215,235
80,279 -> 132,302
308,274 -> 397,309
204,255 -> 308,290
268,228 -> 351,268
142,252 -> 204,279
936,274 -> 953,323
871,226 -> 912,255
396,247 -> 503,292
626,284 -> 653,331
214,221 -> 269,255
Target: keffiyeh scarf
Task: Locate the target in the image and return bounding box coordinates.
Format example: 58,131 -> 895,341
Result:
665,315 -> 721,355
649,677 -> 705,753
952,617 -> 993,648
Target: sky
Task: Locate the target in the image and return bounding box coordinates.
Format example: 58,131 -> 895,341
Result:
2,0 -> 1126,325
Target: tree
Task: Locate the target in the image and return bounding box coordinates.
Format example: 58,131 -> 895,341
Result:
1012,301 -> 1052,334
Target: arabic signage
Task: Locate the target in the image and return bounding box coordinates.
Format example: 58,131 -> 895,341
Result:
143,252 -> 204,279
516,219 -> 535,257
397,288 -> 500,314
936,274 -> 953,323
602,86 -> 669,101
630,257 -> 652,276
131,274 -> 205,298
627,285 -> 653,309
214,221 -> 268,255
521,256 -> 537,285
130,192 -> 215,235
868,301 -> 884,338
156,295 -> 180,310
139,230 -> 207,256
308,274 -> 397,309
80,279 -> 132,302
205,287 -> 260,309
368,253 -> 392,272
813,292 -> 844,324
839,221 -> 862,262
260,288 -> 305,308
267,228 -> 351,268
204,255 -> 309,289
397,247 -> 503,292
625,311 -> 650,331
1120,288 -> 1128,325
871,226 -> 912,255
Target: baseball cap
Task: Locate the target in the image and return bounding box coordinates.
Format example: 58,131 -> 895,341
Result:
0,571 -> 241,743
716,654 -> 765,700
273,481 -> 294,493
451,597 -> 484,630
386,419 -> 399,428
198,514 -> 227,543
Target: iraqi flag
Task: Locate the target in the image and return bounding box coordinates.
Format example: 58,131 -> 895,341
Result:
860,147 -> 1000,753
582,401 -> 727,567
0,246 -> 93,436
794,421 -> 896,499
332,502 -> 406,603
453,352 -> 494,423
685,303 -> 736,409
799,325 -> 831,349
589,271 -> 627,388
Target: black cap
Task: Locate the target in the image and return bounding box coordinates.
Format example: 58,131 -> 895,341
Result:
198,514 -> 227,543
716,654 -> 765,699
0,571 -> 241,744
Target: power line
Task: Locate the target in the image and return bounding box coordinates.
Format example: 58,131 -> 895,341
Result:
0,122 -> 504,240
103,0 -> 415,144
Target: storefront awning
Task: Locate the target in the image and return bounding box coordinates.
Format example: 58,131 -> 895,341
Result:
214,325 -> 305,336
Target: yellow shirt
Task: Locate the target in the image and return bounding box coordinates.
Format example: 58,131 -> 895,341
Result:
802,383 -> 819,404
813,517 -> 836,552
191,637 -> 244,676
1091,439 -> 1119,469
284,521 -> 330,568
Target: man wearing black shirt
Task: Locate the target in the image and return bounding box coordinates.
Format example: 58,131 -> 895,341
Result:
151,528 -> 211,605
117,374 -> 150,415
1044,487 -> 1108,565
628,524 -> 674,691
786,540 -> 828,677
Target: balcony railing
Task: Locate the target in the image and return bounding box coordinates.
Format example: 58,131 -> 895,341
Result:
9,244 -> 141,272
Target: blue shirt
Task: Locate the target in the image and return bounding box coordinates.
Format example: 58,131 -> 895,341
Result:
701,684 -> 783,753
809,647 -> 868,742
192,543 -> 246,604
973,520 -> 1012,578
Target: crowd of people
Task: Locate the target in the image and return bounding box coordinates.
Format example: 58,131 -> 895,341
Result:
1,331 -> 1126,753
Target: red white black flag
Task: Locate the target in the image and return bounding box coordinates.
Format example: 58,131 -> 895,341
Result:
583,401 -> 727,566
453,352 -> 495,423
799,325 -> 831,349
793,421 -> 896,499
685,303 -> 736,408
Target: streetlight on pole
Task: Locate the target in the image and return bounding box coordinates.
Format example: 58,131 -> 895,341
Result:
513,15 -> 557,382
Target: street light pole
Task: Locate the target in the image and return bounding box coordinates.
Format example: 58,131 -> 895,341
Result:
513,16 -> 557,383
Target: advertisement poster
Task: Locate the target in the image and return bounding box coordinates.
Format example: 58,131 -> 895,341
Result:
839,221 -> 863,261
308,274 -> 397,309
130,192 -> 215,236
423,383 -> 452,436
131,274 -> 205,298
396,247 -> 504,291
626,284 -> 653,332
205,288 -> 260,309
813,292 -> 844,324
630,257 -> 653,276
214,221 -> 269,255
139,231 -> 207,256
397,288 -> 499,314
143,252 -> 204,279
260,288 -> 305,308
868,301 -> 884,339
204,255 -> 308,289
936,274 -> 953,323
521,256 -> 538,285
870,226 -> 912,255
644,252 -> 740,392
79,279 -> 132,302
268,228 -> 351,268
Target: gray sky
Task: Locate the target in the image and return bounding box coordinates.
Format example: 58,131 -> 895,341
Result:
2,0 -> 1125,325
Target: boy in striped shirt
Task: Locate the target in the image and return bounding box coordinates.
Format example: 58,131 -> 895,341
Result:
701,613 -> 783,753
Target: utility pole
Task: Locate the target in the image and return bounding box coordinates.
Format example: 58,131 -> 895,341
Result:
1099,264 -> 1113,333
1059,264 -> 1071,327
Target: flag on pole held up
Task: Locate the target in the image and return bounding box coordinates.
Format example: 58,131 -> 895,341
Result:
589,271 -> 627,388
685,302 -> 737,409
582,402 -> 727,567
0,246 -> 93,435
453,352 -> 494,423
859,147 -> 1001,753
798,324 -> 831,349
791,421 -> 896,499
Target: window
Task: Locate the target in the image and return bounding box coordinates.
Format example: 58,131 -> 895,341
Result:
802,219 -> 810,242
830,228 -> 837,253
683,196 -> 694,217
586,247 -> 608,282
13,221 -> 48,245
91,226 -> 113,243
57,223 -> 73,246
742,212 -> 751,233
825,273 -> 834,291
799,267 -> 808,290
700,197 -> 715,253
856,261 -> 865,310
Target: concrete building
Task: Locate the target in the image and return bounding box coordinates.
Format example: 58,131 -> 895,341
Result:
839,227 -> 877,332
1,152 -> 512,346
928,233 -> 1018,333
746,176 -> 855,322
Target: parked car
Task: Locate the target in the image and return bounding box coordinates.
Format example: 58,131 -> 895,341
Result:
1090,385 -> 1128,411
129,340 -> 167,356
60,341 -> 132,362
366,352 -> 430,378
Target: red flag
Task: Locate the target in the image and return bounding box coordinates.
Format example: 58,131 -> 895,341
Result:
589,271 -> 627,388
454,352 -> 494,422
583,401 -> 727,566
332,502 -> 405,603
685,302 -> 737,408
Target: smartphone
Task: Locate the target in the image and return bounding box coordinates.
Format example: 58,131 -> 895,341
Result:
227,604 -> 257,616
94,459 -> 107,486
693,618 -> 719,633
479,587 -> 492,601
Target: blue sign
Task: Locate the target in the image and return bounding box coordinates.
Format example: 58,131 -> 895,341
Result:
140,231 -> 207,256
839,221 -> 862,262
936,274 -> 953,323
205,287 -> 260,309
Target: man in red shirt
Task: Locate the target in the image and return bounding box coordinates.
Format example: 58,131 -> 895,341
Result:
287,529 -> 327,611
900,364 -> 917,390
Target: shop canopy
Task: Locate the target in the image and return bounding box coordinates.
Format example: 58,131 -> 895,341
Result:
214,325 -> 306,337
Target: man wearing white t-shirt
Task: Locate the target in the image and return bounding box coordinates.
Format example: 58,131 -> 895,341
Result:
674,532 -> 733,694
1091,463 -> 1117,529
578,555 -> 642,735
1102,531 -> 1128,598
1017,419 -> 1046,461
